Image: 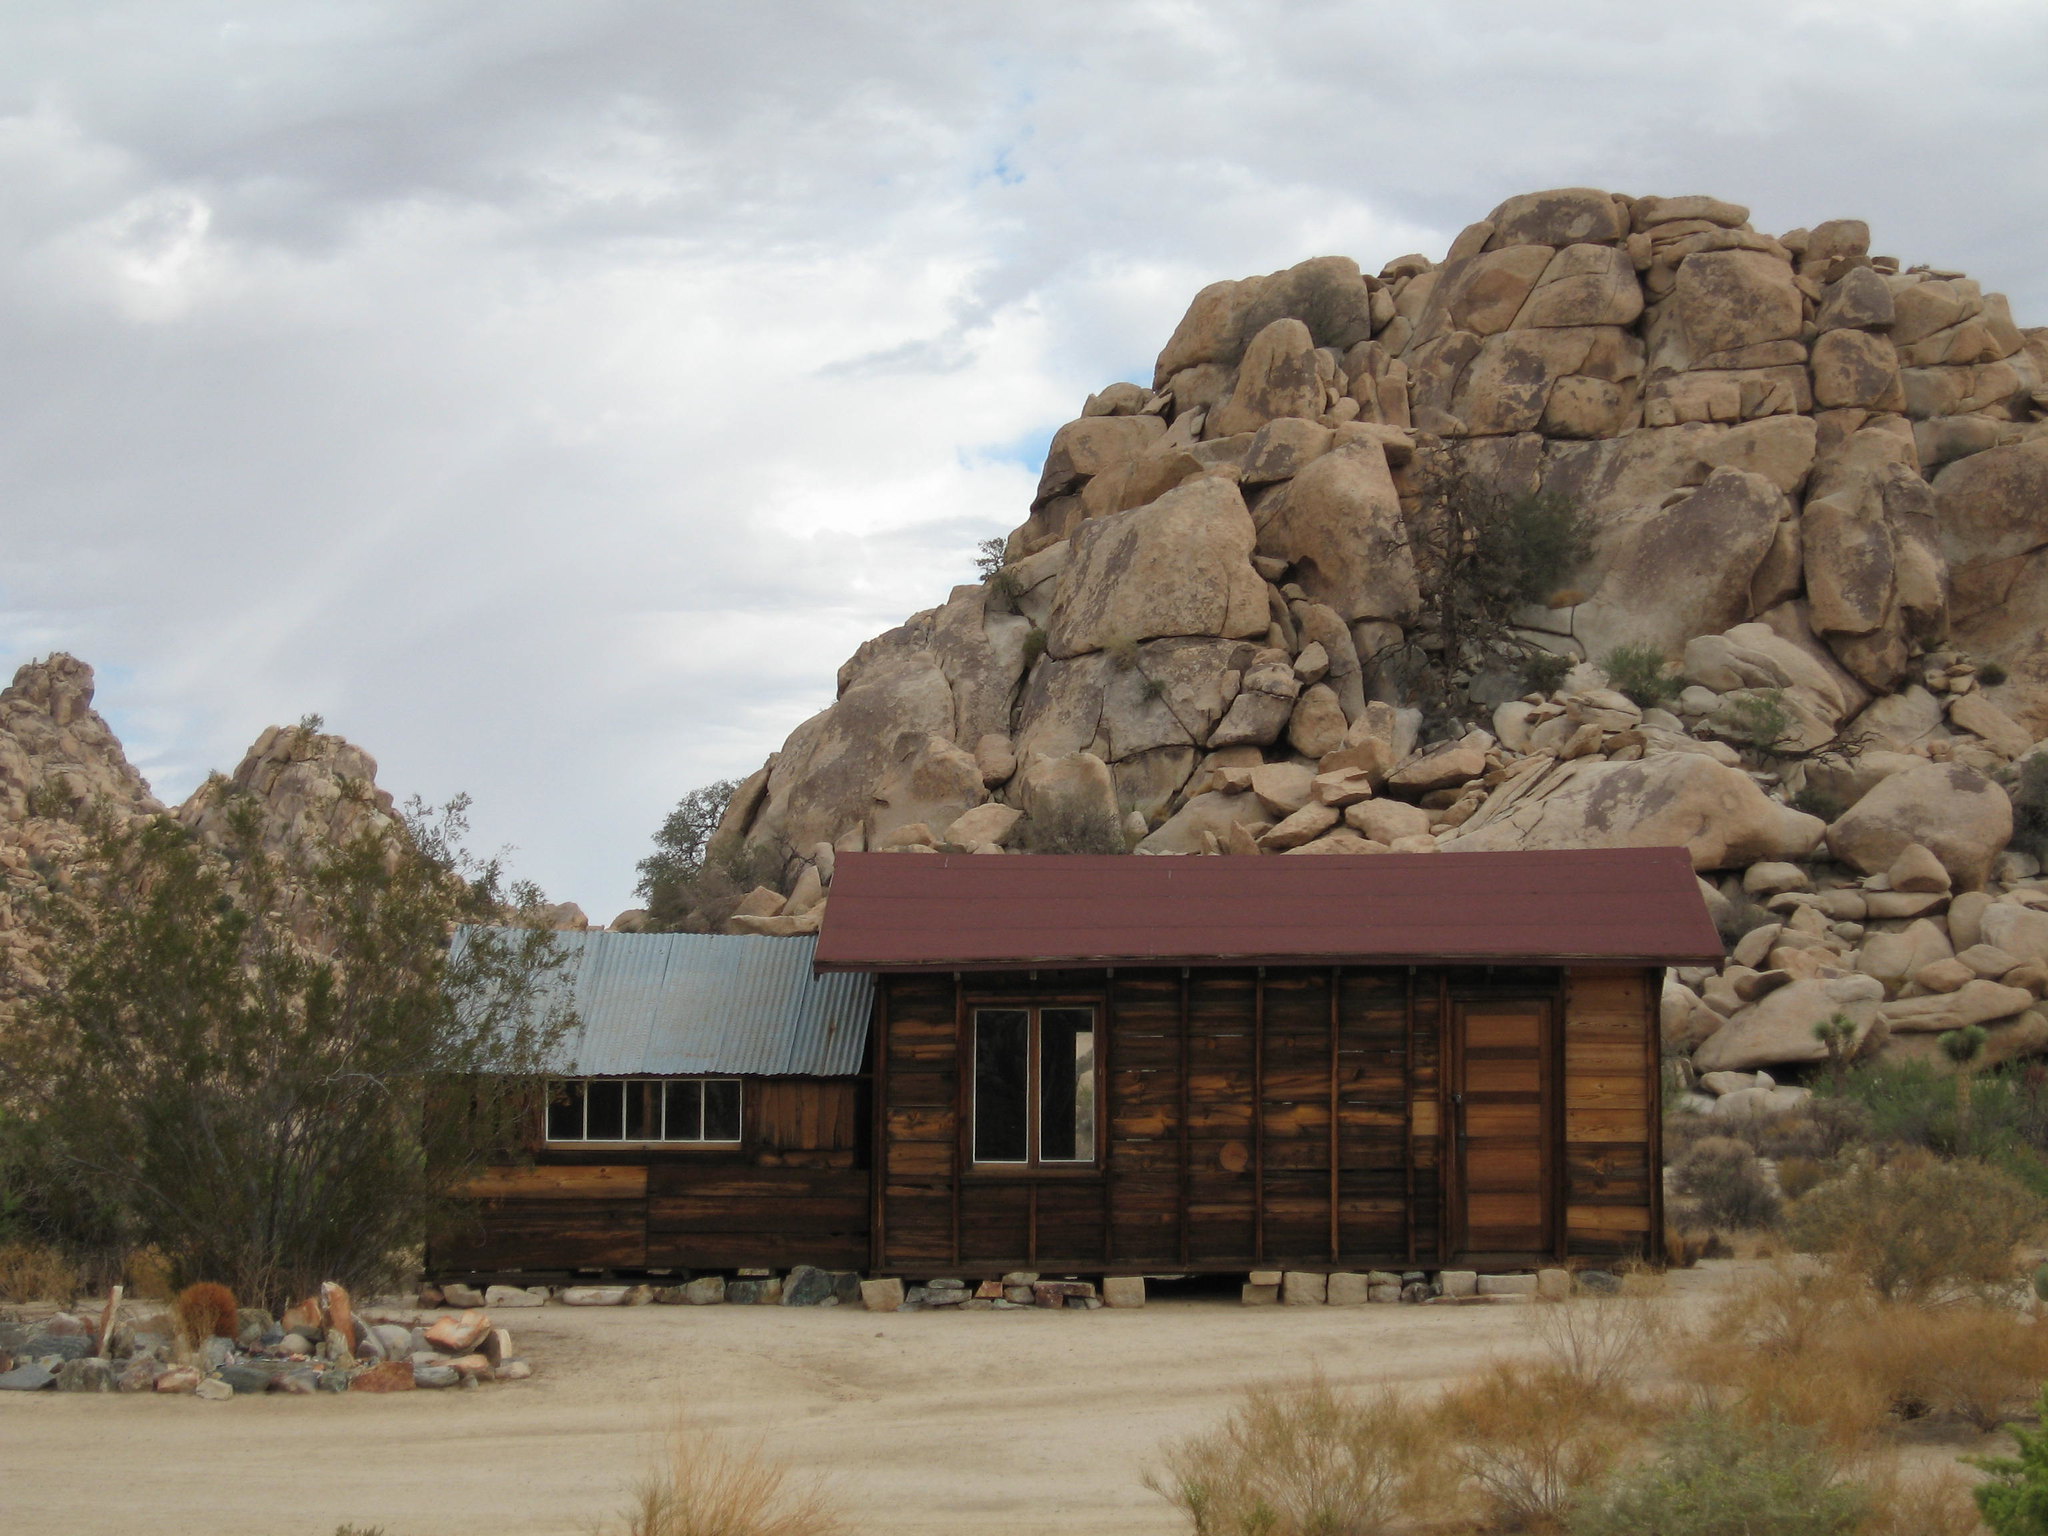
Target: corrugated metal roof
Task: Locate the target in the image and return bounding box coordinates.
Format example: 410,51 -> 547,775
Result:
454,928 -> 872,1076
813,847 -> 1724,971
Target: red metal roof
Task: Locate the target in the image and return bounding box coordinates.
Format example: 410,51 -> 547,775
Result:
814,847 -> 1723,971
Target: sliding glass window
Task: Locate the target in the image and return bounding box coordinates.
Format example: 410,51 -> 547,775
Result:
971,1006 -> 1097,1167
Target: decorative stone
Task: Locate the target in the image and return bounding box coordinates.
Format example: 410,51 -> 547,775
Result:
681,1276 -> 726,1305
1369,1285 -> 1402,1303
781,1265 -> 837,1307
556,1286 -> 630,1306
1241,1283 -> 1280,1306
1575,1270 -> 1622,1296
496,1359 -> 533,1381
483,1285 -> 547,1309
0,1362 -> 56,1391
1536,1269 -> 1572,1301
1248,1269 -> 1283,1287
725,1278 -> 783,1306
439,1283 -> 486,1308
1101,1276 -> 1146,1309
153,1365 -> 202,1394
192,1377 -> 234,1401
1326,1272 -> 1370,1306
412,1361 -> 460,1389
1437,1271 -> 1478,1298
1282,1272 -> 1327,1305
423,1310 -> 491,1353
859,1278 -> 905,1313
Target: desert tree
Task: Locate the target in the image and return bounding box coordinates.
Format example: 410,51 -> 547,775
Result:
0,788 -> 575,1309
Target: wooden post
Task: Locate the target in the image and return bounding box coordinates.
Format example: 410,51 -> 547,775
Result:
1328,966 -> 1341,1266
1403,966 -> 1417,1266
1100,971 -> 1115,1265
1253,967 -> 1266,1266
95,1284 -> 122,1359
1177,968 -> 1192,1268
870,984 -> 890,1272
951,972 -> 966,1269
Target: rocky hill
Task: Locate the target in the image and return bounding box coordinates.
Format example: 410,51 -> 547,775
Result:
706,185 -> 2048,1100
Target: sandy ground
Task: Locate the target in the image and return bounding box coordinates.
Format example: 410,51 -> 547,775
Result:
0,1264 -> 1790,1536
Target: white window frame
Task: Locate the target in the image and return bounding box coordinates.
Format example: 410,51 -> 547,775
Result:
544,1077 -> 743,1146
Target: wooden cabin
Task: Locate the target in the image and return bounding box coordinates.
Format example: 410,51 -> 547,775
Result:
437,847 -> 1717,1283
813,847 -> 1721,1277
432,930 -> 875,1277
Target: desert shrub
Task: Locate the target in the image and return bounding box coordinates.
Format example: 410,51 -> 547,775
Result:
1022,627 -> 1048,667
1776,1156 -> 1828,1201
1748,1098 -> 1872,1163
1792,784 -> 1849,823
1973,1383 -> 2048,1535
1018,796 -> 1125,855
1105,635 -> 1141,671
1434,1359 -> 1641,1529
2014,753 -> 2048,865
1785,1148 -> 2044,1302
1603,642 -> 1680,709
1815,1060 -> 2048,1193
1981,660 -> 2010,687
1521,649 -> 1573,696
1847,1303 -> 2048,1431
1674,1136 -> 1783,1230
1717,689 -> 1796,754
175,1281 -> 239,1343
1146,1376 -> 1449,1536
1856,1464 -> 1990,1536
1570,1410 -> 1866,1536
614,1422 -> 846,1536
123,1245 -> 174,1300
1529,1295 -> 1663,1394
0,1241 -> 77,1303
1716,895 -> 1779,945
972,535 -> 1007,581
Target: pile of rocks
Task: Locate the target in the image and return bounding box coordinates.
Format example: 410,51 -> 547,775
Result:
1245,1267 -> 1619,1305
0,1286 -> 532,1397
858,1274 -> 1123,1311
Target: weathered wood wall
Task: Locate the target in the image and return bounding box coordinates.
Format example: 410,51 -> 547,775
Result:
874,963 -> 1660,1275
432,1077 -> 869,1275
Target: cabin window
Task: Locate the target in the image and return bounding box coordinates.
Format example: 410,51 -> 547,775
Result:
971,1006 -> 1097,1166
545,1078 -> 742,1144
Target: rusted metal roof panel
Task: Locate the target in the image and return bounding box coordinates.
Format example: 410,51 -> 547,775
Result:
813,848 -> 1723,971
454,928 -> 871,1076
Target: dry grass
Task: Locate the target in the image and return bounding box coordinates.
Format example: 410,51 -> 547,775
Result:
124,1245 -> 174,1301
1846,1305 -> 2048,1432
613,1421 -> 848,1536
173,1281 -> 238,1345
1784,1149 -> 2044,1303
1435,1359 -> 1640,1530
1852,1462 -> 1987,1536
0,1240 -> 77,1303
1145,1375 -> 1450,1536
1673,1136 -> 1783,1230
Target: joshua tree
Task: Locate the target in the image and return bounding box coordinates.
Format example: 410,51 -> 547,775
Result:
1812,1012 -> 1859,1089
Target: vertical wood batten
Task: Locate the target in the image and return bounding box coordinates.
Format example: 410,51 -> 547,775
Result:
1253,967 -> 1266,1265
1403,966 -> 1416,1267
950,973 -> 964,1268
871,983 -> 889,1270
1327,965 -> 1341,1265
1177,967 -> 1191,1269
1646,964 -> 1666,1264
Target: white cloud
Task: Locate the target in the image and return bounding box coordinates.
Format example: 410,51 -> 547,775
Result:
3,0 -> 2046,917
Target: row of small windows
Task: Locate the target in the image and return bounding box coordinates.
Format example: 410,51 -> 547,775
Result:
546,1078 -> 741,1143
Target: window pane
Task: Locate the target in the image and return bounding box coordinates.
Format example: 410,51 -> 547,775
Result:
663,1081 -> 702,1141
624,1080 -> 651,1140
1039,1008 -> 1096,1162
585,1080 -> 626,1140
973,1009 -> 1030,1162
546,1081 -> 585,1141
704,1079 -> 741,1141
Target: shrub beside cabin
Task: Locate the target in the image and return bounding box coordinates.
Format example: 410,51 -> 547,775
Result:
439,848 -> 1720,1281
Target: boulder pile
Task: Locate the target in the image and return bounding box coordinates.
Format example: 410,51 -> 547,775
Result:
687,186 -> 2048,1085
0,1284 -> 531,1396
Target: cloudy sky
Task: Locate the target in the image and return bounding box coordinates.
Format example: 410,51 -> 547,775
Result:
4,1 -> 2047,919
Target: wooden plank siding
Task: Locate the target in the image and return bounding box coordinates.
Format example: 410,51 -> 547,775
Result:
431,1076 -> 871,1276
873,963 -> 1660,1275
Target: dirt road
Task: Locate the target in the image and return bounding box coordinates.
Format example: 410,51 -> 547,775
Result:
0,1268 -> 1738,1536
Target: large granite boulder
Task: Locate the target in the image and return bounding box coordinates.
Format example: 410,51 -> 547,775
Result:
1824,762 -> 2012,890
1693,975 -> 1884,1074
1442,751 -> 1825,870
1251,443 -> 1419,623
1046,478 -> 1269,660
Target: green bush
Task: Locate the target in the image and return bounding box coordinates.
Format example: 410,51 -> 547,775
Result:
1783,1148 -> 2044,1302
1813,1058 -> 2048,1190
1498,492 -> 1596,608
1673,1136 -> 1781,1230
1021,627 -> 1048,667
972,535 -> 1007,580
1791,785 -> 1847,823
1980,660 -> 2010,687
1717,689 -> 1795,753
1520,650 -> 1572,696
2013,753 -> 2048,863
1972,1384 -> 2048,1535
1571,1410 -> 1865,1536
1602,643 -> 1679,709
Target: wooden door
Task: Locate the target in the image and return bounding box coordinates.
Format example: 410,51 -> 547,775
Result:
1452,1001 -> 1556,1258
